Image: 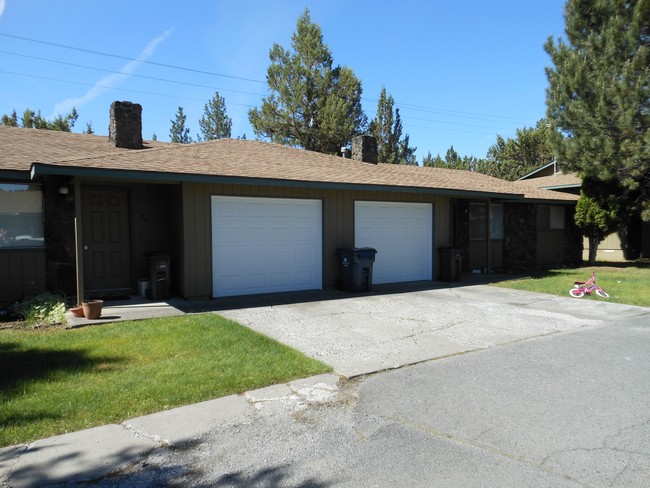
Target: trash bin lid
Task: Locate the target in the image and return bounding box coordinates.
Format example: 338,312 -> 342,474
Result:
354,247 -> 377,261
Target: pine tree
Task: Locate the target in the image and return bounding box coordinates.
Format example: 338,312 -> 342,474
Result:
1,110 -> 18,127
1,107 -> 78,131
368,87 -> 417,164
248,9 -> 366,154
169,106 -> 192,144
485,119 -> 554,180
199,91 -> 232,141
545,0 -> 650,221
83,122 -> 94,135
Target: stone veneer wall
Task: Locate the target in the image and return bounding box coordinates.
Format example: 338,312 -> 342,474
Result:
42,175 -> 77,297
503,203 -> 537,272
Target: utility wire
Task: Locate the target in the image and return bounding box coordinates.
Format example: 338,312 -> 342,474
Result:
0,50 -> 266,98
0,50 -> 524,130
0,70 -> 256,108
0,32 -> 267,84
0,32 -> 535,125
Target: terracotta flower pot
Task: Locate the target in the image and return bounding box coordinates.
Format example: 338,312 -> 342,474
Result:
82,300 -> 103,320
69,306 -> 84,317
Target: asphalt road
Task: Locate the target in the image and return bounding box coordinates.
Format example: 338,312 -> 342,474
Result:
83,310 -> 650,487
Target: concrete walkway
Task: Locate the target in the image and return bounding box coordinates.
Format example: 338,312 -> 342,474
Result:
3,282 -> 649,486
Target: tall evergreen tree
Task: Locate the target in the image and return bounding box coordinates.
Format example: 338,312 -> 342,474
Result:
545,0 -> 650,222
368,87 -> 417,164
422,151 -> 441,167
1,107 -> 78,131
1,110 -> 18,127
248,9 -> 366,154
169,106 -> 192,144
485,119 -> 554,180
199,91 -> 232,141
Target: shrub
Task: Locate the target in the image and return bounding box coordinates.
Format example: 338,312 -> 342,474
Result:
13,293 -> 67,328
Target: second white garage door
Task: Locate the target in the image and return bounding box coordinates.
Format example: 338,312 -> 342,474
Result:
211,196 -> 322,297
355,201 -> 433,284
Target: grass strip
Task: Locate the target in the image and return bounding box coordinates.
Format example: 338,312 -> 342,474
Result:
492,265 -> 650,307
0,313 -> 330,447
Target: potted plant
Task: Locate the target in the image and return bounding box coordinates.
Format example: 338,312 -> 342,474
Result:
82,300 -> 103,320
69,305 -> 84,317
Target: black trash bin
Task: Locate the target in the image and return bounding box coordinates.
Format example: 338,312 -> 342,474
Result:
337,247 -> 377,292
438,247 -> 462,282
146,252 -> 170,300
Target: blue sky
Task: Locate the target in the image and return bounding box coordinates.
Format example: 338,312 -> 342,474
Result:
0,0 -> 567,161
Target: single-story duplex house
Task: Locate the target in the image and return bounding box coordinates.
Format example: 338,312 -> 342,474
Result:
516,161 -> 650,261
0,102 -> 581,306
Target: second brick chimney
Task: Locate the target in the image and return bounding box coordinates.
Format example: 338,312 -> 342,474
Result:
109,101 -> 143,149
351,135 -> 378,164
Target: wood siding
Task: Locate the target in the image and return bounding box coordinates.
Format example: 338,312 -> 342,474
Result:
0,249 -> 46,306
180,182 -> 449,299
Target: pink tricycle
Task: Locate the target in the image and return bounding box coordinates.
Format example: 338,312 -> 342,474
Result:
569,270 -> 609,298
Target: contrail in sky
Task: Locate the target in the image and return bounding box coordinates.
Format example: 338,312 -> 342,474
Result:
0,0 -> 6,18
52,28 -> 173,117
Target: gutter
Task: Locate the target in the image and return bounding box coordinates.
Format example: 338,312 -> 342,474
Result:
29,163 -> 527,201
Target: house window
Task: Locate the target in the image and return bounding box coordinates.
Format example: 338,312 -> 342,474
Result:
0,183 -> 44,248
470,203 -> 504,239
537,205 -> 565,231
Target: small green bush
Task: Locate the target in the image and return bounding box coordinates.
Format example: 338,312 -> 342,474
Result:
13,293 -> 67,327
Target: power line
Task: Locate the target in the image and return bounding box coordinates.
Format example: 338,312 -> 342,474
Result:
0,70 -> 256,108
0,32 -> 267,85
0,54 -> 528,132
0,50 -> 266,98
0,31 -> 537,125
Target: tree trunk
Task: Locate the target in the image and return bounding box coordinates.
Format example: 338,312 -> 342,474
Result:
588,237 -> 599,265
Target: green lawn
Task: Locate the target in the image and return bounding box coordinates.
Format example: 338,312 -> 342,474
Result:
0,313 -> 331,447
493,264 -> 650,307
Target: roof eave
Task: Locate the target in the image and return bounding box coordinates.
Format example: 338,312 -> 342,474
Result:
29,163 -> 526,200
540,183 -> 581,190
517,160 -> 556,181
1,169 -> 32,180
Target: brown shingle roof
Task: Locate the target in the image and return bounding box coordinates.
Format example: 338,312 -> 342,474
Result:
0,126 -> 576,201
515,173 -> 581,189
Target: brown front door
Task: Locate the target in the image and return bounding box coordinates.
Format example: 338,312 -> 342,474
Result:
82,188 -> 132,293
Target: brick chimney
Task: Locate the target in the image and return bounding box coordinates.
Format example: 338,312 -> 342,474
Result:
351,135 -> 378,164
109,101 -> 143,149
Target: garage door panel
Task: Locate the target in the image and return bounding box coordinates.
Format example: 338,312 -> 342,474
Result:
355,201 -> 433,285
212,196 -> 322,297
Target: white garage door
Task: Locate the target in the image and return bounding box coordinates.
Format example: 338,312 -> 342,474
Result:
355,201 -> 433,284
212,196 -> 322,297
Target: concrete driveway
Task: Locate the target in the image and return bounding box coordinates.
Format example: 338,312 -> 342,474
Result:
4,284 -> 649,487
219,283 -> 648,377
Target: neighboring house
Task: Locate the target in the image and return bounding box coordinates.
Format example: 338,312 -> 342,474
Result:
0,101 -> 581,307
516,161 -> 650,261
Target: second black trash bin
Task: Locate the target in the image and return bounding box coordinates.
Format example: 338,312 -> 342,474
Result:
438,247 -> 462,282
337,247 -> 377,292
146,252 -> 171,300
